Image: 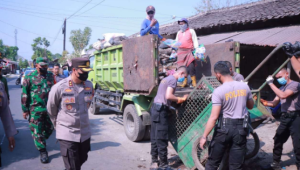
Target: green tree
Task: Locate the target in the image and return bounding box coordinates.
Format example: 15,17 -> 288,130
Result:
52,53 -> 62,60
24,59 -> 29,68
31,37 -> 52,60
18,58 -> 23,68
0,39 -> 19,61
69,27 -> 92,57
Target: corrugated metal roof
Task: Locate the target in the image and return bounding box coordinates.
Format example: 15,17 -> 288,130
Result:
198,25 -> 300,46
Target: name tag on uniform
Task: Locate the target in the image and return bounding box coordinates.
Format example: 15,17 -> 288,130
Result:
62,93 -> 74,97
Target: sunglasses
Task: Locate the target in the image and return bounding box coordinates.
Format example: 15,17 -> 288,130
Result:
147,11 -> 154,15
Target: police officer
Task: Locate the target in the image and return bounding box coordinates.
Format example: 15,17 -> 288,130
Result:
200,61 -> 254,170
21,57 -> 54,163
261,68 -> 300,170
47,58 -> 93,170
150,66 -> 188,170
224,61 -> 245,81
53,63 -> 66,83
0,62 -> 17,167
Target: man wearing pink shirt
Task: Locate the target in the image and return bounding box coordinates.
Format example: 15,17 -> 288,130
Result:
176,18 -> 199,87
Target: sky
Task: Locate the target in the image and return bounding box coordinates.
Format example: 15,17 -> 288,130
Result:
0,0 -> 256,61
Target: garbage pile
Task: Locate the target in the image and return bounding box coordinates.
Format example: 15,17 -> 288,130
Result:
93,33 -> 128,51
158,39 -> 181,81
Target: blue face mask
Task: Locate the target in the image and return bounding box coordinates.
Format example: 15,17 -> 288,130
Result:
178,76 -> 185,82
277,77 -> 287,85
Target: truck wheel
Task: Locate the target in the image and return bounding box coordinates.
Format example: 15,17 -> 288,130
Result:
89,97 -> 100,115
245,131 -> 260,159
143,125 -> 151,141
123,104 -> 145,142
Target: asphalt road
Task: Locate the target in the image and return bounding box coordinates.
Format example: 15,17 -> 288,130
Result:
0,75 -> 183,170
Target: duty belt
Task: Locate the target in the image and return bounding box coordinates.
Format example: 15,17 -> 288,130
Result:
281,111 -> 300,118
222,118 -> 244,125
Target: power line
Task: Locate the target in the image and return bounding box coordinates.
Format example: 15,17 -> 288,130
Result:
67,0 -> 93,19
0,19 -> 63,40
76,0 -> 105,17
52,23 -> 65,46
0,29 -> 32,45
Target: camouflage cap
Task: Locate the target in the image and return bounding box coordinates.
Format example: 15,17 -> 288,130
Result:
36,57 -> 48,66
72,57 -> 93,72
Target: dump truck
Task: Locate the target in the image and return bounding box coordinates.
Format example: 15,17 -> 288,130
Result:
88,34 -> 289,169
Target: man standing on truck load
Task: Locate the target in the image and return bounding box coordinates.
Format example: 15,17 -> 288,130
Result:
53,63 -> 66,83
200,61 -> 254,170
175,18 -> 199,87
47,58 -> 93,170
140,6 -> 166,41
21,57 -> 54,164
261,68 -> 300,170
150,66 -> 188,170
224,61 -> 245,81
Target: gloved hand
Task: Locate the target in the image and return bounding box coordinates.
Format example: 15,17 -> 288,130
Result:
260,99 -> 268,106
293,41 -> 300,58
266,75 -> 274,85
282,42 -> 295,58
177,94 -> 188,104
161,38 -> 166,42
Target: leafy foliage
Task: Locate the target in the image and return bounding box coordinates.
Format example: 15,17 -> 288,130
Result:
31,37 -> 52,61
69,27 -> 92,57
18,58 -> 29,68
0,39 -> 19,61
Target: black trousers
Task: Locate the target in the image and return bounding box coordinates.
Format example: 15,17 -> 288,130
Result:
58,138 -> 91,170
187,61 -> 196,77
273,115 -> 300,167
205,125 -> 248,170
0,146 -> 2,167
150,104 -> 169,166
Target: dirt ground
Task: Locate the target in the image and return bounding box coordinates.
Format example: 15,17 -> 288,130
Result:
245,121 -> 297,170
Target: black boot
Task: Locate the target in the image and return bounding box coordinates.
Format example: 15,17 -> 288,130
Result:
39,149 -> 49,164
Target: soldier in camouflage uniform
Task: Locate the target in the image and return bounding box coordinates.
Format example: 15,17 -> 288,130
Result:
21,57 -> 54,164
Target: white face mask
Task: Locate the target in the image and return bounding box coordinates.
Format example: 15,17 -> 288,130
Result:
179,24 -> 188,32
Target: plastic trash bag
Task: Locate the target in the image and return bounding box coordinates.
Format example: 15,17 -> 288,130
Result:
162,39 -> 182,49
194,44 -> 207,62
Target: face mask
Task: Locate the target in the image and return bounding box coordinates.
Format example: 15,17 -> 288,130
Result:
39,67 -> 48,75
179,24 -> 188,32
277,77 -> 287,85
77,71 -> 89,81
178,76 -> 185,83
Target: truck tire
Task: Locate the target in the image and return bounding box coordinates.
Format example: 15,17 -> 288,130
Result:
143,125 -> 151,141
245,131 -> 260,159
192,131 -> 260,170
123,104 -> 145,142
89,97 -> 100,115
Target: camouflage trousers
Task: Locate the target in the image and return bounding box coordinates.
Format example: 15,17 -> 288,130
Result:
29,111 -> 53,150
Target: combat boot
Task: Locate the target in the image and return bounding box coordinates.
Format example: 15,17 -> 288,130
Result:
191,76 -> 197,87
39,149 -> 49,164
178,78 -> 187,88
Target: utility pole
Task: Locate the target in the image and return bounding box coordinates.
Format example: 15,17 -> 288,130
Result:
14,29 -> 17,47
63,18 -> 66,51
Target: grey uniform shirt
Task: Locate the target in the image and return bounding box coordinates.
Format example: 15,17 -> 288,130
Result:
0,81 -> 17,138
233,72 -> 245,82
279,81 -> 300,112
154,75 -> 177,106
47,76 -> 93,142
212,81 -> 252,119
